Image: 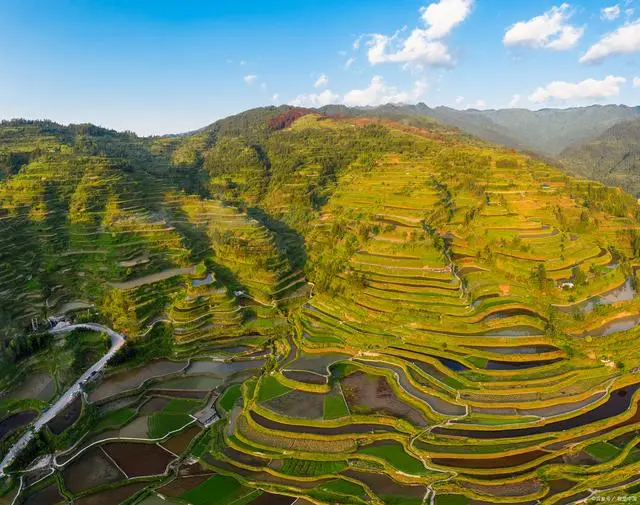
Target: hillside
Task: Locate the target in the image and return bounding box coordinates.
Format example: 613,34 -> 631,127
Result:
321,103 -> 640,158
3,110 -> 640,504
561,118 -> 640,196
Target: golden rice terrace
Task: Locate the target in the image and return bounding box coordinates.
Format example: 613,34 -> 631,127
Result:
2,111 -> 640,505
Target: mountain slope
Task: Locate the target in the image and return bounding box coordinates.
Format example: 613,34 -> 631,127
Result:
561,117 -> 640,196
320,103 -> 640,157
4,110 -> 640,502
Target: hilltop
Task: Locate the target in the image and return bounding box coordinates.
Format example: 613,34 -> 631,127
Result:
2,109 -> 640,504
561,117 -> 640,196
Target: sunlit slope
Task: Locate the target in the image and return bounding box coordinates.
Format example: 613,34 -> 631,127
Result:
5,113 -> 640,503
218,115 -> 640,504
297,115 -> 640,346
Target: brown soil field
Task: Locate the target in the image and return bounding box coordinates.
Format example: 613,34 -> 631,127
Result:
161,425 -> 202,455
157,474 -> 213,497
139,396 -> 171,414
462,477 -> 543,497
249,493 -> 296,505
148,389 -> 209,399
23,484 -> 64,505
432,450 -> 550,469
342,469 -> 425,498
282,370 -> 327,385
75,482 -> 148,505
341,371 -> 427,426
250,411 -> 397,435
102,442 -> 175,477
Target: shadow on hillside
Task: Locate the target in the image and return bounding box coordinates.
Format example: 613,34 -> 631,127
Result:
165,204 -> 254,322
246,207 -> 307,272
165,205 -> 213,263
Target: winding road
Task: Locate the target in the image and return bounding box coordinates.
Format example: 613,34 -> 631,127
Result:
0,323 -> 125,477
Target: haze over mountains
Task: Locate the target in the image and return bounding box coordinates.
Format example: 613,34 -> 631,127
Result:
318,103 -> 640,196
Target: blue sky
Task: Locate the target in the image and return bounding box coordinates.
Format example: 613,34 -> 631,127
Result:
2,0 -> 640,135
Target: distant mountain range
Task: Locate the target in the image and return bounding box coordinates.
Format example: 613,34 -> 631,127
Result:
560,118 -> 640,196
318,103 -> 640,195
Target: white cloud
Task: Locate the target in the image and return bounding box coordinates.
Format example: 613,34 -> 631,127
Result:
243,74 -> 257,85
528,75 -> 626,102
343,76 -> 428,106
601,5 -> 621,21
633,76 -> 640,87
509,94 -> 521,107
345,57 -> 355,69
290,76 -> 428,108
367,31 -> 453,67
580,19 -> 640,63
503,4 -> 584,51
455,95 -> 464,104
546,25 -> 585,50
260,82 -> 267,90
626,8 -> 635,18
314,74 -> 329,88
272,93 -> 280,102
472,99 -> 487,108
420,0 -> 474,39
363,0 -> 472,69
290,89 -> 341,107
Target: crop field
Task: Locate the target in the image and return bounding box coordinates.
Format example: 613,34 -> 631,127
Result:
4,113 -> 640,504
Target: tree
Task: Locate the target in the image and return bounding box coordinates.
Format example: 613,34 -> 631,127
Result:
531,264 -> 548,290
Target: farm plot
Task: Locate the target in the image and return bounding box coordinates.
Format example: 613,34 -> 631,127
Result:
89,360 -> 187,402
101,441 -> 176,477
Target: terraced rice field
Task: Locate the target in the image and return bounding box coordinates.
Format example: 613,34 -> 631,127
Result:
4,115 -> 640,504
198,118 -> 640,504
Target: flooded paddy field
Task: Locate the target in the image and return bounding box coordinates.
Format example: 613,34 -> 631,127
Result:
89,360 -> 188,402
47,396 -> 82,435
0,411 -> 36,439
185,358 -> 265,377
484,358 -> 563,371
341,371 -> 428,426
435,383 -> 640,439
62,446 -> 125,493
262,389 -> 325,420
250,411 -> 398,435
464,344 -> 559,355
284,353 -> 351,375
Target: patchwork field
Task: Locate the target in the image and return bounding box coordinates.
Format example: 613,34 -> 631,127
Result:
3,112 -> 640,504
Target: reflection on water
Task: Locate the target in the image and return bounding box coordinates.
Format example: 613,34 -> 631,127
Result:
556,279 -> 635,315
587,314 -> 640,337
